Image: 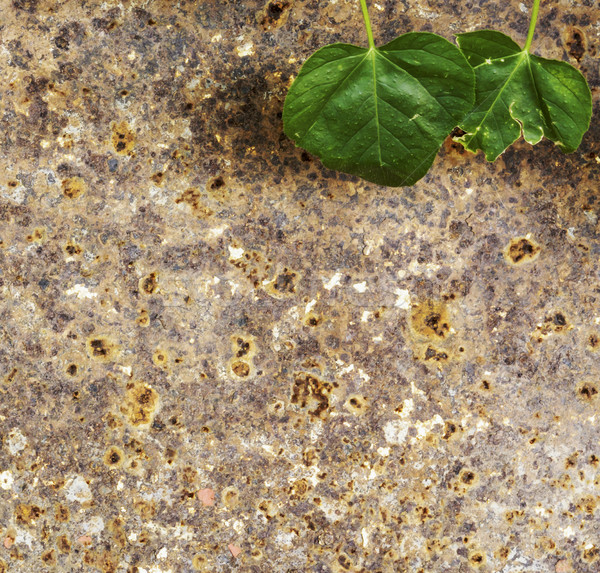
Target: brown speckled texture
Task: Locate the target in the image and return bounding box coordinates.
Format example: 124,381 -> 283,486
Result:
0,0 -> 599,572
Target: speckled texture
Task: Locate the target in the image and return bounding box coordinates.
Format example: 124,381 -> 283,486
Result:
0,1 -> 599,572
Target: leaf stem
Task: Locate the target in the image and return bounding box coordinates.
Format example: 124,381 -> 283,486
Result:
524,0 -> 541,52
359,0 -> 375,50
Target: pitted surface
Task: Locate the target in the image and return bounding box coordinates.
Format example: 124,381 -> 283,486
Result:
0,0 -> 599,571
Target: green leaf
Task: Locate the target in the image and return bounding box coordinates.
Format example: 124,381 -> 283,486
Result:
455,30 -> 593,161
283,32 -> 475,187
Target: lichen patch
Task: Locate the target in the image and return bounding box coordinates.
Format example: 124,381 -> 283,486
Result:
121,381 -> 160,426
86,336 -> 118,362
409,300 -> 451,342
111,121 -> 135,154
504,236 -> 541,265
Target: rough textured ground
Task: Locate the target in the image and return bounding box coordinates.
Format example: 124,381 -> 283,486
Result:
0,0 -> 599,572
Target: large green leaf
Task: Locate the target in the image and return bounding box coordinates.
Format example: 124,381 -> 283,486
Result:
283,32 -> 475,187
455,30 -> 592,161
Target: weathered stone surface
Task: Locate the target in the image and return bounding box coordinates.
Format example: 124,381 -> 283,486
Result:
0,0 -> 599,571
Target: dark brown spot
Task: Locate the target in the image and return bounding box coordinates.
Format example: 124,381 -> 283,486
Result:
291,372 -> 332,418
442,421 -> 457,440
15,504 -> 44,525
41,549 -> 56,565
57,534 -> 71,554
90,339 -> 108,356
506,237 -> 540,264
424,346 -> 448,361
5,368 -> 18,384
210,176 -> 224,189
236,340 -> 251,357
64,243 -> 82,255
55,504 -> 70,522
140,273 -> 158,295
565,27 -> 586,62
274,270 -> 297,293
583,545 -> 599,562
579,383 -> 598,401
137,388 -> 153,405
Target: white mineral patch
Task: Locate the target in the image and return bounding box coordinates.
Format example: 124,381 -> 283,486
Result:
228,245 -> 244,260
323,272 -> 342,290
236,42 -> 254,57
384,419 -> 411,445
207,225 -> 227,238
358,369 -> 370,382
275,530 -> 297,549
1,181 -> 25,204
411,380 -> 425,396
0,470 -> 14,490
394,288 -> 410,309
232,519 -> 244,534
338,363 -> 354,376
414,415 -> 444,439
563,526 -> 575,537
157,547 -> 168,560
384,401 -> 444,445
82,516 -> 104,535
397,398 -> 414,418
65,475 -> 93,503
119,365 -> 132,377
14,528 -> 35,549
320,498 -> 348,522
66,284 -> 97,299
7,428 -> 27,454
353,281 -> 367,293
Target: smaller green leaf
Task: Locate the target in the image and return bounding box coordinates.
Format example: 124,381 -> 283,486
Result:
283,32 -> 475,187
456,30 -> 593,161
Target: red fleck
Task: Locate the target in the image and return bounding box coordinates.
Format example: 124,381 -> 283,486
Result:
228,543 -> 242,558
77,535 -> 92,545
197,488 -> 215,506
3,537 -> 13,549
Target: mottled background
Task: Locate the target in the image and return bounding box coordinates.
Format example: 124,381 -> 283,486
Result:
0,0 -> 599,572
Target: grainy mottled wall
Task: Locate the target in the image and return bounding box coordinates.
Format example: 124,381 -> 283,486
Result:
0,0 -> 599,572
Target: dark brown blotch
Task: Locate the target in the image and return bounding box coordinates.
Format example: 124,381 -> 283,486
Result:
565,27 -> 586,62
505,237 -> 541,265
